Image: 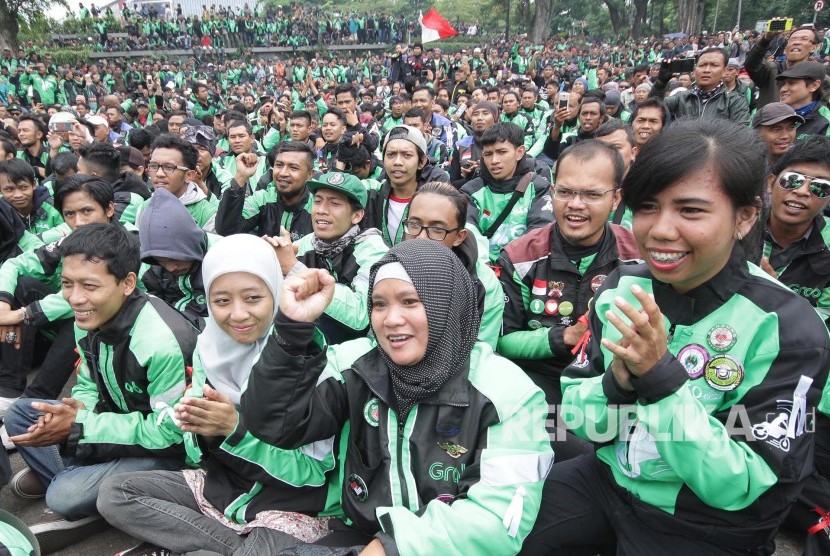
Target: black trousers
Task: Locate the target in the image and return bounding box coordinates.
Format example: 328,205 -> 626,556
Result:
519,454 -> 775,556
0,277 -> 76,400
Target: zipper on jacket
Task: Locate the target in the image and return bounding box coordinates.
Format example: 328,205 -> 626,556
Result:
396,419 -> 410,509
667,323 -> 677,343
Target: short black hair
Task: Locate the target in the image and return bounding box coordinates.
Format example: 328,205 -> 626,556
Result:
623,118 -> 764,213
226,119 -> 253,135
78,142 -> 121,183
323,108 -> 347,126
223,110 -> 246,124
272,140 -> 315,171
50,151 -> 79,178
59,222 -> 139,282
17,115 -> 47,137
698,47 -> 728,66
480,122 -> 525,149
289,110 -> 312,126
127,127 -> 159,151
151,133 -> 199,170
557,140 -> 625,189
412,85 -> 435,100
595,118 -> 636,147
0,158 -> 37,184
0,134 -> 15,157
772,135 -> 830,176
411,181 -> 467,227
334,83 -> 357,99
403,107 -> 429,124
630,97 -> 670,127
54,173 -> 114,216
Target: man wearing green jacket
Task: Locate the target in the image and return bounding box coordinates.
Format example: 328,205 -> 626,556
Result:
461,122 -> 554,263
6,223 -> 197,551
266,171 -> 387,344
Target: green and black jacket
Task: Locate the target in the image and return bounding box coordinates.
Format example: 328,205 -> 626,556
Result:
241,322 -> 553,556
65,291 -> 199,463
215,185 -> 314,241
562,248 -> 830,548
497,222 -> 641,401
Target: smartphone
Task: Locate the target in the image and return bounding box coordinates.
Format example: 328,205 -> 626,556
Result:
49,122 -> 73,133
766,18 -> 793,32
557,92 -> 570,110
456,103 -> 467,118
670,57 -> 696,73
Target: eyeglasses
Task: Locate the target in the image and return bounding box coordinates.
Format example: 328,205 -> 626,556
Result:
552,186 -> 616,204
403,220 -> 462,241
778,171 -> 830,199
147,162 -> 190,174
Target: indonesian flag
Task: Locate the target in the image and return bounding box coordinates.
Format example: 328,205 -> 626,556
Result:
420,8 -> 458,43
531,279 -> 547,297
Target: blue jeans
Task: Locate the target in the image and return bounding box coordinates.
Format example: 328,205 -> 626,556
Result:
5,398 -> 183,520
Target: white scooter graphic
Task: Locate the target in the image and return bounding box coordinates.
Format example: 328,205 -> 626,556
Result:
752,375 -> 813,452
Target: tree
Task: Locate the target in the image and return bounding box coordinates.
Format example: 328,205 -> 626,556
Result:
600,0 -> 626,37
677,0 -> 704,35
530,0 -> 554,42
0,0 -> 68,51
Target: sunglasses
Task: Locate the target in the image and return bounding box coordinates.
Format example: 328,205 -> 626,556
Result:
778,171 -> 830,199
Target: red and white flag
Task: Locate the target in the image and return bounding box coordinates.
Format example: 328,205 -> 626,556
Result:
420,8 -> 458,44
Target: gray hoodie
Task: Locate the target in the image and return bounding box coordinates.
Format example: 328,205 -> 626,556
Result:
139,188 -> 208,265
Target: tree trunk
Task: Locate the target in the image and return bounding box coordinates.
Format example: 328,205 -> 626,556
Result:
0,2 -> 19,52
602,0 -> 625,37
531,0 -> 554,42
677,0 -> 704,35
631,0 -> 649,39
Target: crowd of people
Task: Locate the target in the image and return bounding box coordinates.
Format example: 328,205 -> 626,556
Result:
44,3 -> 480,52
0,12 -> 829,556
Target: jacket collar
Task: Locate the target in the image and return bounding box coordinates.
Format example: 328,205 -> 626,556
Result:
97,290 -> 148,344
352,347 -> 471,410
548,222 -> 619,272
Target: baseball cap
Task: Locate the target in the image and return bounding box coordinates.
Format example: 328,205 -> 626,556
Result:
119,145 -> 145,167
6,104 -> 21,113
751,102 -> 805,128
382,125 -> 427,155
306,171 -> 368,208
135,98 -> 149,107
183,125 -> 217,153
776,61 -> 826,82
86,114 -> 108,127
727,58 -> 742,69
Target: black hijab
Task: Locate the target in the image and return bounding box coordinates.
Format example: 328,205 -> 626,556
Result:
368,239 -> 480,418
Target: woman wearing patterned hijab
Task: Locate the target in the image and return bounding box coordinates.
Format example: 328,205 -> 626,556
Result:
241,239 -> 553,554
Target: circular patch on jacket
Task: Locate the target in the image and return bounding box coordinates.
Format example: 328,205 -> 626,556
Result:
704,355 -> 744,391
528,319 -> 542,330
558,301 -> 574,316
677,344 -> 708,379
544,299 -> 559,315
348,473 -> 368,502
363,398 -> 380,427
590,275 -> 607,292
707,325 -> 737,352
530,299 -> 545,314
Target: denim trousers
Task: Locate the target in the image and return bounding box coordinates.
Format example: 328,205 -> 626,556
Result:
5,398 -> 183,519
97,470 -> 303,555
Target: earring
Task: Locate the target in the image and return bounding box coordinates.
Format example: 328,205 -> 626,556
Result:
737,232 -> 743,241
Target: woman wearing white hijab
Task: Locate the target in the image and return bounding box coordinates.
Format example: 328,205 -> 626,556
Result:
98,235 -> 339,556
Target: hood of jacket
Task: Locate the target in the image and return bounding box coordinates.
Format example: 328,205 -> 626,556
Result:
478,155 -> 535,194
112,172 -> 152,200
139,188 -> 208,265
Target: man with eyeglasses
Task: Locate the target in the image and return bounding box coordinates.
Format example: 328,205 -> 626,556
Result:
138,133 -> 217,233
746,24 -> 822,108
761,136 -> 830,326
402,181 -> 504,349
496,141 -> 640,412
760,134 -> 830,556
264,171 -> 387,344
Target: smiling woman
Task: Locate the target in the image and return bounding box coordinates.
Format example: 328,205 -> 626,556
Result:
241,240 -> 553,554
521,118 -> 830,555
